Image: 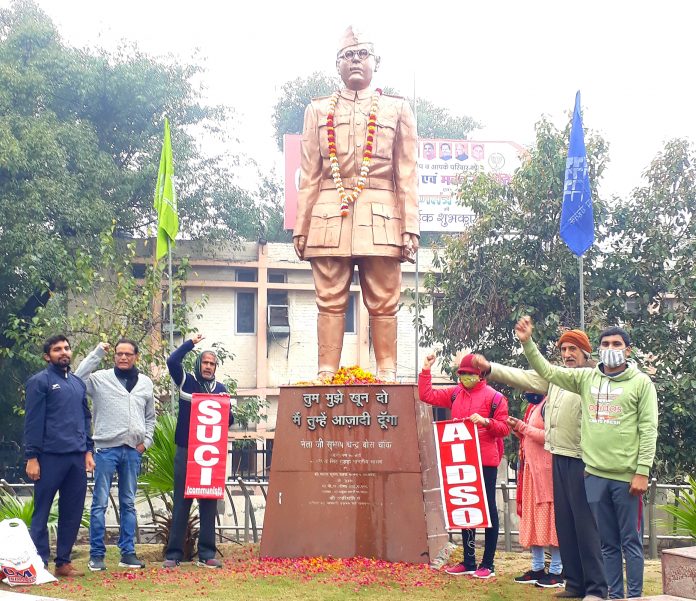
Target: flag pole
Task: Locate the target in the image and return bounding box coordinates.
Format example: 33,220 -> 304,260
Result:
578,256 -> 585,330
168,238 -> 176,414
154,116 -> 179,415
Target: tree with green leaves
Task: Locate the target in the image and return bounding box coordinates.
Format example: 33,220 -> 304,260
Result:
270,72 -> 480,152
0,0 -> 259,338
413,97 -> 480,140
419,116 -> 609,364
271,72 -> 340,152
415,115 -> 608,447
596,139 -> 696,481
0,0 -> 263,446
2,232 -> 206,401
420,114 -> 696,480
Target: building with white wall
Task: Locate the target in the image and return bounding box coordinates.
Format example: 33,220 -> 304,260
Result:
137,240 -> 454,478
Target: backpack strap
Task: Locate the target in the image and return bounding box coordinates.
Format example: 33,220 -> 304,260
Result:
450,384 -> 463,407
489,391 -> 503,419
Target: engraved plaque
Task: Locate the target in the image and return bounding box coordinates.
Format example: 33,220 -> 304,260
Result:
260,385 -> 448,563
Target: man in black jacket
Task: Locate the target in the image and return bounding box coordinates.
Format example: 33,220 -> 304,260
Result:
162,333 -> 232,569
24,335 -> 94,578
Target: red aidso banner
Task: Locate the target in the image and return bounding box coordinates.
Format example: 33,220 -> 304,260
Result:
433,419 -> 491,531
185,393 -> 231,499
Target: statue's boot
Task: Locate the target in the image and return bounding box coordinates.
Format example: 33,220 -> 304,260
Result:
371,315 -> 397,382
317,313 -> 345,380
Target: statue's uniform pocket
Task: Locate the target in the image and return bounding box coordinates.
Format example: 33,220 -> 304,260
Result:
318,114 -> 350,159
371,203 -> 402,246
306,206 -> 344,248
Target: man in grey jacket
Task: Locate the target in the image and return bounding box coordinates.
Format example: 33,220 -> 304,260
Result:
75,339 -> 155,572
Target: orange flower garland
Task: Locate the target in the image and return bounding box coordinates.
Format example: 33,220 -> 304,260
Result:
293,365 -> 387,386
327,88 -> 383,217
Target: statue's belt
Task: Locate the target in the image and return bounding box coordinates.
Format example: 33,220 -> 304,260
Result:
320,177 -> 394,191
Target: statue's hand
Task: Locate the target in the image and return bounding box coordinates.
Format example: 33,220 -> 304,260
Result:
401,233 -> 419,263
293,236 -> 306,260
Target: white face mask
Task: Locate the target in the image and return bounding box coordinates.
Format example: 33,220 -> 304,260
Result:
600,348 -> 626,368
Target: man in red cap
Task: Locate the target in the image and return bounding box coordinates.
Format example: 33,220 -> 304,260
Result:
472,330 -> 608,600
419,352 -> 509,579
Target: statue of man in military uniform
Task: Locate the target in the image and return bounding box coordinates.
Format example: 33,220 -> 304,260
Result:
293,26 -> 420,382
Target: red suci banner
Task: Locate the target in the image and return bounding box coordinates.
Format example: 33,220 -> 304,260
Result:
433,419 -> 491,531
185,393 -> 231,499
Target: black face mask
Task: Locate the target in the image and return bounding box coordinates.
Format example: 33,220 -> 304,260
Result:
524,393 -> 545,405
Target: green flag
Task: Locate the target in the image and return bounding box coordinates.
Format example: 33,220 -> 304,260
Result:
154,118 -> 178,261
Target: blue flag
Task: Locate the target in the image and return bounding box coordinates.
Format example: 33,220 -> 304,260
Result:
560,91 -> 594,257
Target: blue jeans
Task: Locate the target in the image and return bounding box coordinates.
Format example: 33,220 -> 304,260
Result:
90,445 -> 142,558
531,545 -> 563,574
585,474 -> 644,599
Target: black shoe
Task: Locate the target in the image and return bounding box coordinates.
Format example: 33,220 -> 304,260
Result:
119,553 -> 145,569
514,568 -> 546,584
536,572 -> 565,588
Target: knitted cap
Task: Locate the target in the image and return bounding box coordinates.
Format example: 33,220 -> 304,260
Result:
556,329 -> 591,353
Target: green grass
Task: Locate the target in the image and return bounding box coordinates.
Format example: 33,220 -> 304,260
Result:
1,544 -> 664,601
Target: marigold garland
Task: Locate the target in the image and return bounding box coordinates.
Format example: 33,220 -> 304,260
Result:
327,88 -> 383,217
294,365 -> 386,386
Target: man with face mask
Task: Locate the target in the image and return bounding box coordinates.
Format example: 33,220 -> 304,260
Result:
515,318 -> 658,601
163,334 -> 233,569
419,353 -> 509,579
472,330 -> 608,599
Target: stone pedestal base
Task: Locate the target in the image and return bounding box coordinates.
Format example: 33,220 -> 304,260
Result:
628,596 -> 693,600
259,385 -> 448,563
661,546 -> 696,599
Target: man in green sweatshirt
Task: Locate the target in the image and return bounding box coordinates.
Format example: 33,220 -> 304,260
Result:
472,328 -> 607,599
515,316 -> 658,601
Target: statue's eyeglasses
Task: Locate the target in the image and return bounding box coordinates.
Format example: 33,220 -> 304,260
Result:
338,49 -> 373,61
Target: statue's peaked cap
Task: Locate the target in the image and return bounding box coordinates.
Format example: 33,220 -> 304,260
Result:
337,25 -> 373,55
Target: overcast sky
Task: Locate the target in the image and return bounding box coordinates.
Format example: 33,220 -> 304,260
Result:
6,0 -> 695,199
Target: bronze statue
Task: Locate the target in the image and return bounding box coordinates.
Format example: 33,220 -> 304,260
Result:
293,26 -> 420,381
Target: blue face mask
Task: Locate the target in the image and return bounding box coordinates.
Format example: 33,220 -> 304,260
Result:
524,393 -> 545,405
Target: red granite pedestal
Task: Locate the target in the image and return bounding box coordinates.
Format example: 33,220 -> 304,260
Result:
661,546 -> 696,599
259,385 -> 448,564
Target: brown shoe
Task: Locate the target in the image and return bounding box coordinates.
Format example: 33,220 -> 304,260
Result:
55,563 -> 84,577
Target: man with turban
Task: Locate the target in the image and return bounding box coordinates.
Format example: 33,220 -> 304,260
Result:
163,334 -> 233,569
293,25 -> 419,382
472,330 -> 608,600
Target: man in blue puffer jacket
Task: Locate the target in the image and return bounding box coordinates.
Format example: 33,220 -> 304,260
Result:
162,334 -> 233,569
